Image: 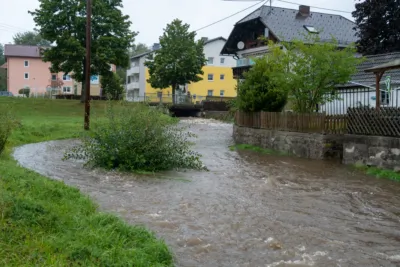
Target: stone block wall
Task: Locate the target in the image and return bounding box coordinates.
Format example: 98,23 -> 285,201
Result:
233,125 -> 343,160
343,135 -> 400,171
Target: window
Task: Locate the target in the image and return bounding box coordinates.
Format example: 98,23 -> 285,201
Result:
220,74 -> 225,80
24,73 -> 29,79
24,60 -> 29,67
63,74 -> 71,81
157,91 -> 162,98
51,74 -> 57,81
381,90 -> 390,105
207,74 -> 214,81
207,90 -> 213,96
63,86 -> 71,93
207,57 -> 214,65
220,90 -> 225,96
304,25 -> 319,33
220,57 -> 225,64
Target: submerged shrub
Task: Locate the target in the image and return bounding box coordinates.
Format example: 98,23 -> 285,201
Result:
65,103 -> 205,172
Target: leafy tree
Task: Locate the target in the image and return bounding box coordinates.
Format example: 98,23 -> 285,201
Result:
130,43 -> 150,57
266,35 -> 363,113
29,0 -> 136,102
0,44 -> 6,91
353,0 -> 400,55
101,72 -> 124,100
237,47 -> 288,112
13,31 -> 51,46
145,19 -> 206,102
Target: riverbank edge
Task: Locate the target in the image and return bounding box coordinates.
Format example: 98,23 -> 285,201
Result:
1,137 -> 174,266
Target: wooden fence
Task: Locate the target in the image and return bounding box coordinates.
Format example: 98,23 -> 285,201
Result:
235,111 -> 347,134
347,107 -> 400,137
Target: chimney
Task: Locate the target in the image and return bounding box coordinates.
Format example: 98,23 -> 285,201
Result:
201,37 -> 208,43
152,43 -> 161,51
298,5 -> 310,17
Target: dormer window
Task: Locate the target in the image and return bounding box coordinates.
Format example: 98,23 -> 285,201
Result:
304,25 -> 318,33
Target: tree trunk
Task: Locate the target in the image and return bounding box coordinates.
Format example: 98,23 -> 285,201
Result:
80,60 -> 86,103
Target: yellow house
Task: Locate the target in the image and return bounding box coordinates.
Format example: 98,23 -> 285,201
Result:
126,37 -> 237,102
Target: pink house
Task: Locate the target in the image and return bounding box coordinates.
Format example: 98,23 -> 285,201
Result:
4,44 -> 116,96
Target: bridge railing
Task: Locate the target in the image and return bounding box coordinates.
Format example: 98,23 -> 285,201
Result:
127,93 -> 236,105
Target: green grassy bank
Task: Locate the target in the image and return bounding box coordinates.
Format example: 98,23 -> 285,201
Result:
0,98 -> 173,266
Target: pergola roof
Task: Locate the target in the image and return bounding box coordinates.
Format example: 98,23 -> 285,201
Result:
365,59 -> 400,73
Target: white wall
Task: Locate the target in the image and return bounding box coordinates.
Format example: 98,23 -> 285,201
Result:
204,39 -> 236,67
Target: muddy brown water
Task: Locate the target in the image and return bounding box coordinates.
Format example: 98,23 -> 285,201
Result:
13,118 -> 400,267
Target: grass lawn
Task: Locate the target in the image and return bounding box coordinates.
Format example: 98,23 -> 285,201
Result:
0,98 -> 173,266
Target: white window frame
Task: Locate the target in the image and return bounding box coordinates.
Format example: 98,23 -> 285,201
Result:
207,74 -> 214,81
220,74 -> 225,80
207,90 -> 213,96
24,60 -> 29,67
207,57 -> 214,65
220,90 -> 225,96
51,74 -> 57,81
220,57 -> 225,64
24,73 -> 29,79
63,74 -> 71,81
63,86 -> 72,93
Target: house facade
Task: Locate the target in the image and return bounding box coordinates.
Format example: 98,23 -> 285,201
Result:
220,4 -> 358,79
126,37 -> 237,102
4,44 -> 115,97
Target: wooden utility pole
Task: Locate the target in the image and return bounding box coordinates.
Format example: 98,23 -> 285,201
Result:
84,0 -> 92,130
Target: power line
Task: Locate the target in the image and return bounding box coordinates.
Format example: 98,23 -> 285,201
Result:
0,23 -> 29,32
275,0 -> 352,14
194,0 -> 269,32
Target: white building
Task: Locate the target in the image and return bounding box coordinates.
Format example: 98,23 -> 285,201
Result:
126,37 -> 237,102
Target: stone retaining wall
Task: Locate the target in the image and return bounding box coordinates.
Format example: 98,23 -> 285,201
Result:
343,135 -> 400,171
233,125 -> 343,160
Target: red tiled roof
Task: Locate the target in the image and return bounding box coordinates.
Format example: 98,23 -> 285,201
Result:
4,44 -> 45,58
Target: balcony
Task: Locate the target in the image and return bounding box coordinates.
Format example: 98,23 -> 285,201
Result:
127,82 -> 139,90
236,58 -> 255,67
127,66 -> 140,75
232,65 -> 252,79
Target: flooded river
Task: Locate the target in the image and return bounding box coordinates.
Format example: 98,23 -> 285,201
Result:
13,119 -> 400,267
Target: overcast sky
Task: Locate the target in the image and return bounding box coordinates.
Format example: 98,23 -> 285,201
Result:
0,0 -> 356,46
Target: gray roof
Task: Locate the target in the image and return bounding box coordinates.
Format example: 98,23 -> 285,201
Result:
4,44 -> 44,58
130,50 -> 153,60
204,37 -> 227,44
340,52 -> 400,88
237,5 -> 357,46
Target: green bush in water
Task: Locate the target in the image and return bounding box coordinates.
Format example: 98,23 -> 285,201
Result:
65,103 -> 205,172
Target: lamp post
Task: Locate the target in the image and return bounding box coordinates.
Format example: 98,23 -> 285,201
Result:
84,0 -> 92,130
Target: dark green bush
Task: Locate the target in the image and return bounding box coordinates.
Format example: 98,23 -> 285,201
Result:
18,88 -> 30,98
237,56 -> 287,112
65,103 -> 205,172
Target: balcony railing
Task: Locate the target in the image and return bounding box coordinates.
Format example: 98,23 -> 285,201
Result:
236,58 -> 255,67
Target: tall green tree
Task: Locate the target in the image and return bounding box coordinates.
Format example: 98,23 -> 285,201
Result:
0,44 -> 6,91
29,0 -> 136,101
13,31 -> 51,46
145,19 -> 206,101
101,72 -> 124,100
353,0 -> 400,55
260,36 -> 363,113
